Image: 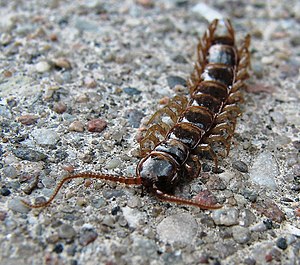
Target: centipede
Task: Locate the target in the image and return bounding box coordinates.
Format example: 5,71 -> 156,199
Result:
21,19 -> 251,210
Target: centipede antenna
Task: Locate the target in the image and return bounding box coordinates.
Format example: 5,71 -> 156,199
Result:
155,190 -> 222,210
21,173 -> 141,208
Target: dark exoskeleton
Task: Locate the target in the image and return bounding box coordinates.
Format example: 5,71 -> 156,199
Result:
22,19 -> 250,209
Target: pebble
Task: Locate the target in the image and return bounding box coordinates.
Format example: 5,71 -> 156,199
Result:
35,61 -> 51,73
52,57 -> 72,69
191,2 -> 223,21
0,187 -> 11,196
69,121 -> 85,132
121,206 -> 146,228
156,213 -> 198,244
53,102 -> 67,114
53,243 -> 64,254
240,209 -> 257,227
212,208 -> 239,226
232,160 -> 248,173
84,76 -> 97,88
58,224 -> 76,240
252,199 -> 285,223
232,226 -> 251,244
106,158 -> 122,169
194,190 -> 219,208
123,87 -> 141,95
270,111 -> 287,124
79,228 -> 98,246
215,241 -> 237,259
0,211 -> 7,221
3,165 -> 18,179
125,109 -> 144,128
249,151 -> 278,189
17,114 -> 38,125
290,35 -> 300,46
8,198 -> 31,213
276,237 -> 288,250
13,147 -> 47,161
0,105 -> 12,118
32,128 -> 59,146
87,119 -> 107,133
242,189 -> 258,203
166,75 -> 186,89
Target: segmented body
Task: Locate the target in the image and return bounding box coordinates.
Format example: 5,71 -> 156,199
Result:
22,19 -> 250,210
137,19 -> 250,204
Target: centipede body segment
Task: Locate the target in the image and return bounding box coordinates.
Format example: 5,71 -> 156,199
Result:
22,19 -> 251,210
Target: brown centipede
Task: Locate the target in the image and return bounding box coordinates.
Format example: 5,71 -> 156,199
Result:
21,19 -> 251,210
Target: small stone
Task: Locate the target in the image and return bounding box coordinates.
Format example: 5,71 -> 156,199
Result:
261,56 -> 274,65
3,70 -> 12,78
58,224 -> 76,240
101,216 -> 115,227
8,198 -> 31,213
69,121 -> 85,132
35,61 -> 51,73
292,164 -> 300,176
242,189 -> 258,202
106,157 -> 122,169
240,209 -> 256,227
270,111 -> 287,124
232,160 -> 248,173
79,228 -> 98,246
136,0 -> 154,8
292,140 -> 300,150
156,213 -> 198,245
194,190 -> 219,208
84,76 -> 97,88
53,102 -> 67,114
122,206 -> 146,228
87,119 -> 107,133
166,75 -> 186,89
13,147 -> 47,161
232,226 -> 251,244
52,57 -> 72,69
123,87 -> 141,95
17,114 -> 38,125
244,257 -> 256,265
290,35 -> 300,47
249,152 -> 278,189
0,187 -> 11,196
3,165 -> 18,179
32,128 -> 59,146
53,243 -> 64,254
252,199 -> 285,223
192,2 -> 223,21
125,109 -> 144,128
212,208 -> 239,226
0,210 -> 7,221
172,55 -> 187,64
276,237 -> 288,250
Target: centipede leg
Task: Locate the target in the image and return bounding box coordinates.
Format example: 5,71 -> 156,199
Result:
204,135 -> 231,157
227,90 -> 244,104
194,143 -> 219,172
210,122 -> 235,137
189,19 -> 219,93
222,104 -> 242,116
139,132 -> 161,157
184,155 -> 201,179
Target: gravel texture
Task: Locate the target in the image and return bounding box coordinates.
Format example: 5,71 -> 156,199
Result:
1,1 -> 300,265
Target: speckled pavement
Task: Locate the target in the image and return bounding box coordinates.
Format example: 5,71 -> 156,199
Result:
0,1 -> 300,265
